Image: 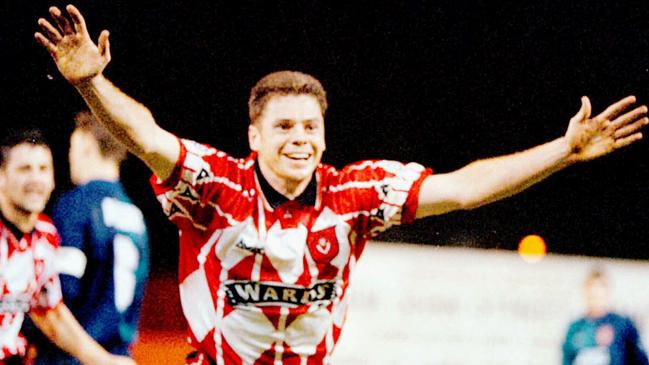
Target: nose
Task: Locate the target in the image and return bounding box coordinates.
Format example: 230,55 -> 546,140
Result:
26,172 -> 43,186
289,125 -> 308,145
26,167 -> 49,186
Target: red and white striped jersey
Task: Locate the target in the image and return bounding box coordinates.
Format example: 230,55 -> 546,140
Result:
151,139 -> 431,365
0,214 -> 62,360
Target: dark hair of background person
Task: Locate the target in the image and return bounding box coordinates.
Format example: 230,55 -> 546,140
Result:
74,111 -> 128,163
0,128 -> 50,168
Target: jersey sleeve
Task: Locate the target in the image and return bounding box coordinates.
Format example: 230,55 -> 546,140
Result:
150,138 -> 239,232
335,160 -> 432,237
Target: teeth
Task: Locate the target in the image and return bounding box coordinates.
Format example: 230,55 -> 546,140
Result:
286,153 -> 310,160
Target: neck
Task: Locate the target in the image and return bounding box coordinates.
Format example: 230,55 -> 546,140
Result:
587,308 -> 607,318
77,159 -> 120,185
257,162 -> 312,199
0,194 -> 37,233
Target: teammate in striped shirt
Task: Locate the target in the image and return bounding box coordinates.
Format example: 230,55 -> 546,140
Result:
35,5 -> 648,364
0,129 -> 134,364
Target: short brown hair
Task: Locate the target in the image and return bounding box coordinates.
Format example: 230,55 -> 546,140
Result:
74,111 -> 127,163
1,128 -> 50,168
248,71 -> 328,124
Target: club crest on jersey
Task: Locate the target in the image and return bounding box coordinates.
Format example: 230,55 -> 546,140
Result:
224,281 -> 337,307
316,238 -> 331,254
307,226 -> 339,263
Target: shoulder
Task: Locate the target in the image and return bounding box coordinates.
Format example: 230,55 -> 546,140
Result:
35,213 -> 60,247
345,159 -> 426,176
53,186 -> 95,220
179,139 -> 255,180
56,184 -> 102,207
605,312 -> 629,322
93,180 -> 131,202
180,138 -> 220,157
319,160 -> 388,181
55,186 -> 83,205
35,213 -> 57,233
179,138 -> 239,167
566,317 -> 588,330
607,312 -> 638,326
320,159 -> 427,184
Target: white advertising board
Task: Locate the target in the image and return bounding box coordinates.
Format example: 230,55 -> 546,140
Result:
332,242 -> 649,365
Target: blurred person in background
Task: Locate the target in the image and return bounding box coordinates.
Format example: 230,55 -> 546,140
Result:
24,112 -> 149,364
0,128 -> 135,365
562,268 -> 649,365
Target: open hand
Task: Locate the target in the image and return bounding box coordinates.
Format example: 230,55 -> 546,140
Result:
35,5 -> 111,85
565,96 -> 648,162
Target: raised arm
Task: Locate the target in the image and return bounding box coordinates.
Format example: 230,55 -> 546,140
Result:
416,96 -> 648,218
30,304 -> 136,365
35,5 -> 178,180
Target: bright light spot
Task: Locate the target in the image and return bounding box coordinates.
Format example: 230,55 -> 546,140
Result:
518,234 -> 547,263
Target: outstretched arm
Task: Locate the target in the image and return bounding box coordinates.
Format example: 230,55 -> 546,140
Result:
35,5 -> 178,180
30,303 -> 136,365
416,96 -> 648,218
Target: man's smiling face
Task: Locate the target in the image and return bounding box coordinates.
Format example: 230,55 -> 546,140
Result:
0,143 -> 55,215
249,94 -> 326,188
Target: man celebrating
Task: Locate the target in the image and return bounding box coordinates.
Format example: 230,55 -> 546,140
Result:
35,5 -> 648,365
0,129 -> 134,364
25,111 -> 150,365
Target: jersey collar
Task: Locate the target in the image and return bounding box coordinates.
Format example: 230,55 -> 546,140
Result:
0,210 -> 30,243
254,161 -> 317,209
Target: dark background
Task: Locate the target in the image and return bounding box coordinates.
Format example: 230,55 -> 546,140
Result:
3,1 -> 648,272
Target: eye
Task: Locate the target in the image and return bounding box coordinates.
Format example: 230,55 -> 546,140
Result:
305,121 -> 320,131
277,120 -> 293,130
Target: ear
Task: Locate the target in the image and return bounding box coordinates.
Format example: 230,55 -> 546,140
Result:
0,168 -> 5,189
248,124 -> 260,152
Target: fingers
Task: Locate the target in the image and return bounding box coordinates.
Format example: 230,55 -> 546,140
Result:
37,18 -> 62,42
610,104 -> 647,149
614,132 -> 643,149
49,6 -> 74,35
611,105 -> 648,129
595,95 -> 636,122
66,4 -> 88,36
35,4 -> 92,58
614,117 -> 649,139
98,30 -> 111,61
34,32 -> 57,56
